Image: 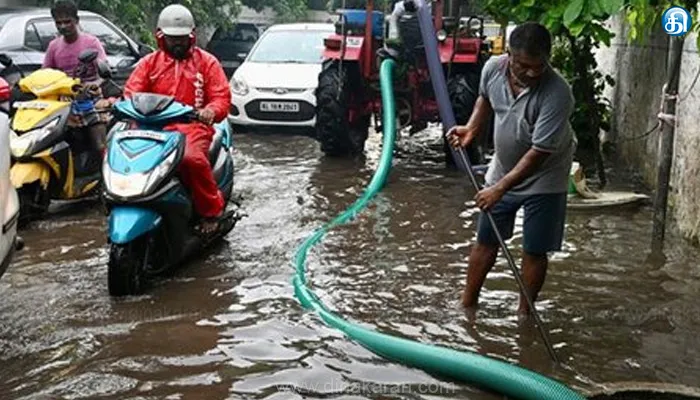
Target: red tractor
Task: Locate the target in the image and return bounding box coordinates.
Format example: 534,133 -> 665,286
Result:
314,0 -> 493,165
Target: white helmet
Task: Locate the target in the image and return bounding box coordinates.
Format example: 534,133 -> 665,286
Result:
157,4 -> 195,36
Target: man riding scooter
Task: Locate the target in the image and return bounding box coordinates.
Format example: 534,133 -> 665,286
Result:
43,0 -> 110,155
123,4 -> 231,235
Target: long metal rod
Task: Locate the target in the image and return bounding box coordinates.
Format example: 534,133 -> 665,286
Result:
454,148 -> 559,364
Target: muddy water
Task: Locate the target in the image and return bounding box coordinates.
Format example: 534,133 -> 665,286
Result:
1,128 -> 700,399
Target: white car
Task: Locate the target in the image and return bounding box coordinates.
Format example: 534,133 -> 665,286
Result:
228,23 -> 334,131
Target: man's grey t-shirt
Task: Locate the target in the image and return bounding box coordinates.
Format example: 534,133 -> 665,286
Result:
480,54 -> 576,195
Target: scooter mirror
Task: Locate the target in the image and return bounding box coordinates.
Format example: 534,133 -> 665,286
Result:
137,42 -> 154,58
97,60 -> 112,79
78,49 -> 99,64
0,53 -> 12,67
0,77 -> 10,113
0,77 -> 10,102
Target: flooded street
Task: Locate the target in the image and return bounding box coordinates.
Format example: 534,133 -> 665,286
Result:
2,128 -> 700,399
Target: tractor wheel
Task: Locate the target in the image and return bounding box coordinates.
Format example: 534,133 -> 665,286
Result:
446,72 -> 482,167
315,61 -> 369,156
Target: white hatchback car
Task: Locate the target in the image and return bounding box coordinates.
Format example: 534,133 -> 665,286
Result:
228,23 -> 334,131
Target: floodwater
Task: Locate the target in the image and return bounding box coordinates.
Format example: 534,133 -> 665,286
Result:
1,128 -> 700,400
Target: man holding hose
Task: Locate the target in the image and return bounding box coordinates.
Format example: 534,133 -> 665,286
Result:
448,22 -> 576,316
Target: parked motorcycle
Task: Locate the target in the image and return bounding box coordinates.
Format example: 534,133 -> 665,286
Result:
0,77 -> 23,280
0,53 -> 34,119
7,49 -> 110,226
102,91 -> 241,296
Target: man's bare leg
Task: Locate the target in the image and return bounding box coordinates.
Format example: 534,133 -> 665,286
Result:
88,123 -> 106,152
462,242 -> 499,309
517,252 -> 548,316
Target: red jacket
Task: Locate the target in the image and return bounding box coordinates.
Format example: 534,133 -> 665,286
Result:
123,47 -> 231,134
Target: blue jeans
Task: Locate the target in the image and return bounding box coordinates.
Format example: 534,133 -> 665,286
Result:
476,192 -> 567,255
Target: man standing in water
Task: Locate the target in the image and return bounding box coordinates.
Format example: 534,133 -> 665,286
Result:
448,22 -> 576,316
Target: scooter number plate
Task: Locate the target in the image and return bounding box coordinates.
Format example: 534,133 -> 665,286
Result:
14,101 -> 51,110
118,130 -> 169,142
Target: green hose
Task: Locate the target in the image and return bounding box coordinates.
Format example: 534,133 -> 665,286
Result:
292,58 -> 587,400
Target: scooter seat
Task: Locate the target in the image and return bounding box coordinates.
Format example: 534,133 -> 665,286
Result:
208,129 -> 223,164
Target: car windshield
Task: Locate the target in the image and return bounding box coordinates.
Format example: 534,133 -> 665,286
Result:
247,29 -> 332,64
212,24 -> 259,42
0,13 -> 13,30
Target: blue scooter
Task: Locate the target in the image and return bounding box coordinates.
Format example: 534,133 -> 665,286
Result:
102,92 -> 241,296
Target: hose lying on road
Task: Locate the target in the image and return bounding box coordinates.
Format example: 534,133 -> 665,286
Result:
292,58 -> 587,400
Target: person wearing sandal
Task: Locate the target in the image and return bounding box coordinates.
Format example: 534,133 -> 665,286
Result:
122,4 -> 231,235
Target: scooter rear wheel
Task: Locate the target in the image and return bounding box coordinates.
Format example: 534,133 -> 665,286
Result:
108,237 -> 149,296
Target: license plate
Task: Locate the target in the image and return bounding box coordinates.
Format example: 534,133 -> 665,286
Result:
221,61 -> 240,68
118,130 -> 169,141
14,101 -> 50,110
260,102 -> 299,113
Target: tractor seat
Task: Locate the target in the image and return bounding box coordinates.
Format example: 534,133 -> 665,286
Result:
208,129 -> 223,164
442,17 -> 458,33
335,9 -> 384,38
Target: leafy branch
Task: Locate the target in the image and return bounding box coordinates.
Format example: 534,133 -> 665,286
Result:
623,0 -> 699,48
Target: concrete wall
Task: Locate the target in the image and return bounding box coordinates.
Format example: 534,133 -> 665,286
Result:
595,15 -> 700,243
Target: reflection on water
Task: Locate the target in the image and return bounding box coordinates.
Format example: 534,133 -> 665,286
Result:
1,128 -> 700,399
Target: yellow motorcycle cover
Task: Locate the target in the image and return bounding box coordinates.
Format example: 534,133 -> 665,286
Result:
12,69 -> 79,132
19,69 -> 80,98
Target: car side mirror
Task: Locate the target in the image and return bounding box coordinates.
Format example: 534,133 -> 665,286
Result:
0,53 -> 12,68
78,49 -> 99,64
137,42 -> 153,58
97,60 -> 112,79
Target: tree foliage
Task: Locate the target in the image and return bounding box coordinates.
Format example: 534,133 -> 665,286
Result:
623,0 -> 699,47
39,0 -> 310,45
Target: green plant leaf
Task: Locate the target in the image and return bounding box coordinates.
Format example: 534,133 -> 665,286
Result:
590,0 -> 605,17
549,2 -> 568,18
568,19 -> 587,36
605,0 -> 624,15
564,0 -> 585,26
592,24 -> 613,45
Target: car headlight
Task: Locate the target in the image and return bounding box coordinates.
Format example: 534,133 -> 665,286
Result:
103,148 -> 178,198
437,29 -> 447,42
10,118 -> 59,158
230,76 -> 249,96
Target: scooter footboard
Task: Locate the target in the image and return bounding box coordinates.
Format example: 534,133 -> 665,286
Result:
109,206 -> 162,244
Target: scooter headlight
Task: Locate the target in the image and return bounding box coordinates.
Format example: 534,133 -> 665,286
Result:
437,29 -> 448,42
10,118 -> 59,158
104,149 -> 178,198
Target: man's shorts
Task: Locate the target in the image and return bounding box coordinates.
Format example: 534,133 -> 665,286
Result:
476,192 -> 567,255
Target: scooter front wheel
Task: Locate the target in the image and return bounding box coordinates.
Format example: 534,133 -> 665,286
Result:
108,236 -> 150,296
17,182 -> 49,228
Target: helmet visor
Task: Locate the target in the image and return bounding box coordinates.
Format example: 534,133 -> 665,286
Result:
160,26 -> 192,36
